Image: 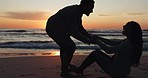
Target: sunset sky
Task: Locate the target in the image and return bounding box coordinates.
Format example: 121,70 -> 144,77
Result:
0,0 -> 148,29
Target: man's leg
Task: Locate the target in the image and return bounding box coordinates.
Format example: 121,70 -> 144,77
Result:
59,41 -> 76,73
52,36 -> 76,77
46,29 -> 77,77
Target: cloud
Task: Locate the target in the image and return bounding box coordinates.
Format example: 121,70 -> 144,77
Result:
98,14 -> 111,16
127,12 -> 145,15
2,11 -> 50,20
98,13 -> 145,17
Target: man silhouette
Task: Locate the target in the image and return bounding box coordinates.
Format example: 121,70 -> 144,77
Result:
46,0 -> 95,77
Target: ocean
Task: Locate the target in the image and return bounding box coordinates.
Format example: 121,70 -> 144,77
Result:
0,29 -> 148,58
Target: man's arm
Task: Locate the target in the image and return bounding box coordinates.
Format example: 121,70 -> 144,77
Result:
66,13 -> 90,44
78,24 -> 90,37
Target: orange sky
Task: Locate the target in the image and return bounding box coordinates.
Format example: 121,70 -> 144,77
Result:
0,13 -> 147,30
0,18 -> 46,29
0,0 -> 148,30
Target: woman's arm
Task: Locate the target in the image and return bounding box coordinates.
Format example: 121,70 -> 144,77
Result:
97,36 -> 124,46
96,39 -> 130,54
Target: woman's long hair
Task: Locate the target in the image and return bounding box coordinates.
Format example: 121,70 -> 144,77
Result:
127,21 -> 143,66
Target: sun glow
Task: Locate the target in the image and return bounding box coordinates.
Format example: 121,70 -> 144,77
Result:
41,50 -> 60,56
51,51 -> 60,56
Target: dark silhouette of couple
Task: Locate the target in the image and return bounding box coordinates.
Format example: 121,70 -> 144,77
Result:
46,0 -> 143,78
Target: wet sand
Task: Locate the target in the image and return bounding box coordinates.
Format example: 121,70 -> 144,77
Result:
0,55 -> 148,78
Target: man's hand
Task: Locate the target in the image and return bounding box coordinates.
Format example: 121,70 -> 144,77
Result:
133,61 -> 140,67
88,34 -> 98,39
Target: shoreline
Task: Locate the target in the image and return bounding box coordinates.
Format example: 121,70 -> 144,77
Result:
0,48 -> 148,58
0,52 -> 148,59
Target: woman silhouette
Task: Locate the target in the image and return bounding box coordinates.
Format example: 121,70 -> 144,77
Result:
76,21 -> 143,78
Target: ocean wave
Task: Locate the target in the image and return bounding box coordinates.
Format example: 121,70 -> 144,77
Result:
0,30 -> 28,32
0,29 -> 148,36
0,41 -> 98,49
0,41 -> 55,49
0,41 -> 148,51
0,29 -> 148,51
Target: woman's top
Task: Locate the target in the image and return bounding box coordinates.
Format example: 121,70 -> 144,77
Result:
98,38 -> 133,77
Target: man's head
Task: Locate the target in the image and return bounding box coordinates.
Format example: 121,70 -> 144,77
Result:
80,0 -> 95,16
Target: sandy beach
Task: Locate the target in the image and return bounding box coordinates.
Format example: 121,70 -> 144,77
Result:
0,54 -> 148,78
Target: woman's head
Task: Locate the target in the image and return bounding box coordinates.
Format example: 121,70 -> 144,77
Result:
123,21 -> 143,66
123,21 -> 142,44
123,21 -> 142,37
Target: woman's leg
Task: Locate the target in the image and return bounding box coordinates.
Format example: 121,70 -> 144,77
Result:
78,50 -> 113,74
